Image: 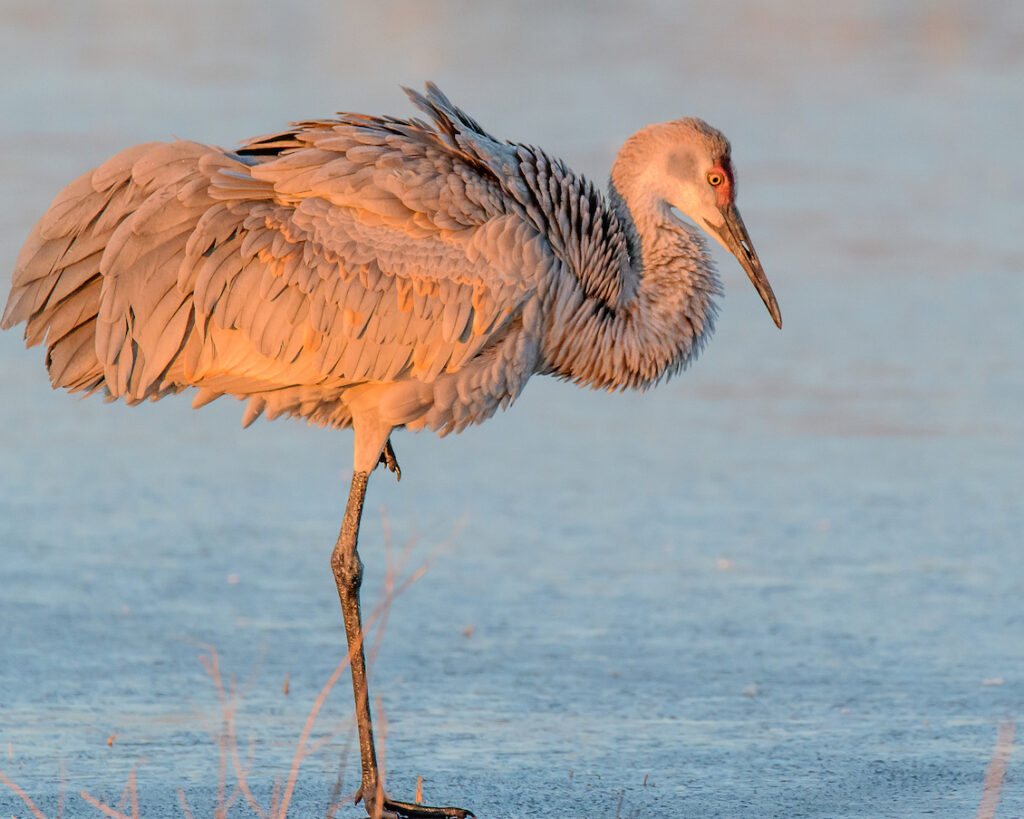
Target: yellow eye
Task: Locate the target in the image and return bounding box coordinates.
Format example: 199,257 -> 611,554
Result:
707,171 -> 724,187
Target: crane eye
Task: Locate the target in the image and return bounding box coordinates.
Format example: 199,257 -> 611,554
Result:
707,171 -> 724,187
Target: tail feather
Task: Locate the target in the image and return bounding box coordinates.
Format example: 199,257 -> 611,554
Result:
25,274 -> 101,349
2,111 -> 465,432
45,320 -> 103,391
2,141 -> 211,398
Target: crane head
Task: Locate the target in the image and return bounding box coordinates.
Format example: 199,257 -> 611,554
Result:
629,118 -> 782,328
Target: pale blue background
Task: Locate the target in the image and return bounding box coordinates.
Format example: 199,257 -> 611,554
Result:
1,2 -> 1022,817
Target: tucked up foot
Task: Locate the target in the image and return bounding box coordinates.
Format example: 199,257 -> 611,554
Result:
377,439 -> 402,481
358,787 -> 473,819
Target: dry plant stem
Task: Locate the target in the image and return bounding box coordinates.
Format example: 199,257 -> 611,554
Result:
0,768 -> 48,819
196,643 -> 272,819
79,789 -> 131,819
221,678 -> 263,819
270,779 -> 282,819
129,771 -> 139,819
80,768 -> 139,819
325,727 -> 358,819
57,762 -> 66,819
0,506 -> 453,819
114,772 -> 132,816
177,788 -> 195,819
198,645 -> 259,819
276,630 -> 356,819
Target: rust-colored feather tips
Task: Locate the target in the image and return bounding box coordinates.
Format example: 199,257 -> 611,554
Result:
2,84 -> 778,465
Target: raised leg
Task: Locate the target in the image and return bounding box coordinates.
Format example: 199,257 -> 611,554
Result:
378,438 -> 402,480
330,469 -> 472,819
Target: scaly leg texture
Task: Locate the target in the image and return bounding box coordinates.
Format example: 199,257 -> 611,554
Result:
330,469 -> 472,819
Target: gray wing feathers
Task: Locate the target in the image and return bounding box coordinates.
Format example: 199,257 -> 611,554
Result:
5,88 -> 561,432
203,141 -> 548,395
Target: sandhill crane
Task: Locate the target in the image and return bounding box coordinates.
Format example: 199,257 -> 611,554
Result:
3,84 -> 781,818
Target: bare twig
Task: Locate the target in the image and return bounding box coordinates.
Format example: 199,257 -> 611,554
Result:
114,774 -> 131,815
371,695 -> 390,819
176,787 -> 195,819
226,726 -> 265,819
57,761 -> 66,819
977,719 -> 1016,819
81,768 -> 139,819
6,513 -> 454,819
0,768 -> 48,819
325,726 -> 358,819
275,644 -> 354,819
300,712 -> 356,759
269,777 -> 282,819
79,791 -> 131,819
130,770 -> 139,819
195,643 -> 268,819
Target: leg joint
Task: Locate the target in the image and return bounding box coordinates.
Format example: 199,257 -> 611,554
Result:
330,542 -> 363,589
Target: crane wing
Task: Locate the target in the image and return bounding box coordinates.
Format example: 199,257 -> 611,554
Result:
190,106 -> 558,382
4,94 -> 559,432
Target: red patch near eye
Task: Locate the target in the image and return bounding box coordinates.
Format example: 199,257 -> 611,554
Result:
713,157 -> 734,207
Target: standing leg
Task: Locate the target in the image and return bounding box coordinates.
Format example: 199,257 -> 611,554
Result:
330,469 -> 472,819
331,470 -> 380,809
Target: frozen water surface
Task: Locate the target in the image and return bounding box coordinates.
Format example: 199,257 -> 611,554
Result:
1,2 -> 1022,817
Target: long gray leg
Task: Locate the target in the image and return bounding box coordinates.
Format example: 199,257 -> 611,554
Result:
331,470 -> 380,807
330,469 -> 472,819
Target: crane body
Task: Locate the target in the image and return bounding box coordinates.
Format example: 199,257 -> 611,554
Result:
3,84 -> 780,819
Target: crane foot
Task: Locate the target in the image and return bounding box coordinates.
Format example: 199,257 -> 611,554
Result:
359,790 -> 473,819
377,439 -> 402,481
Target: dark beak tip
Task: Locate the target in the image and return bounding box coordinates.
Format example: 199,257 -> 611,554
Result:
716,209 -> 781,332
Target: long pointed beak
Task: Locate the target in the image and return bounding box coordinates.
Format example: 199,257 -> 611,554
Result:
708,204 -> 782,329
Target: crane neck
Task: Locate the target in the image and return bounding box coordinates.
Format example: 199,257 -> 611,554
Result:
607,179 -> 644,275
537,173 -> 720,392
607,173 -> 720,308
